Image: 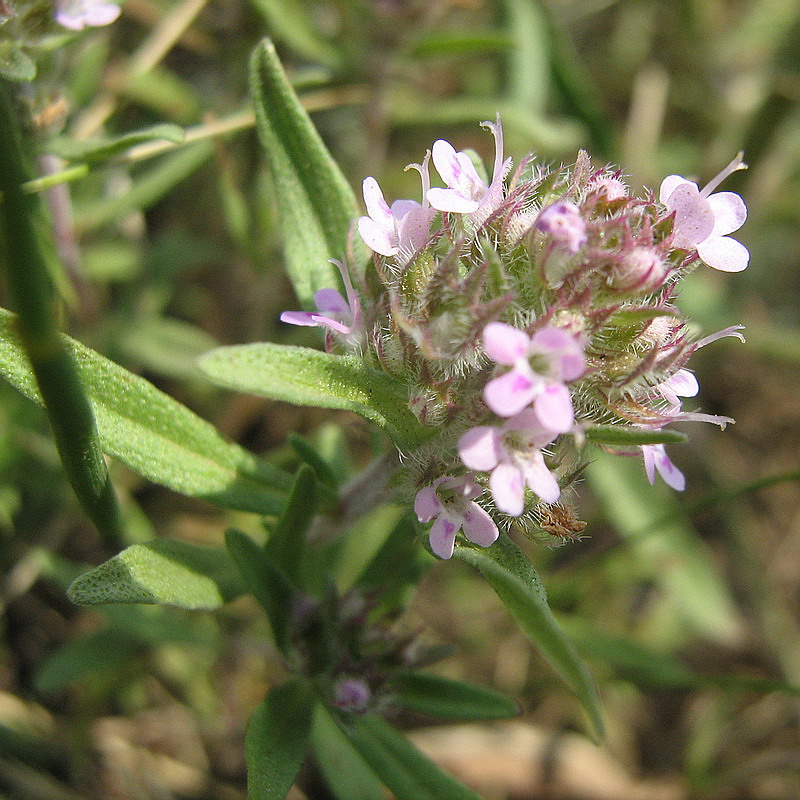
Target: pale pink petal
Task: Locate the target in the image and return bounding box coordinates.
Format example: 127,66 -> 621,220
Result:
484,367 -> 539,418
391,199 -> 421,220
523,456 -> 560,504
642,445 -> 657,485
426,187 -> 479,214
462,502 -> 499,547
280,311 -> 320,327
696,235 -> 749,272
358,216 -> 398,256
314,288 -> 349,316
310,315 -> 350,335
483,322 -> 530,364
667,184 -> 715,249
362,177 -> 394,228
490,463 -> 525,516
707,191 -> 746,236
664,369 -> 699,398
414,487 -> 441,522
429,515 -> 459,559
659,175 -> 692,205
503,408 -> 558,449
533,383 -> 574,433
459,426 -> 501,471
653,447 -> 686,491
430,140 -> 462,187
530,327 -> 584,381
396,207 -> 435,254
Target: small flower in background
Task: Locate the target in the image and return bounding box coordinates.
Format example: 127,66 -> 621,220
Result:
641,443 -> 686,491
535,201 -> 587,254
427,115 -> 510,218
482,322 -> 585,430
54,0 -> 120,30
333,677 -> 371,713
357,153 -> 435,262
414,475 -> 499,559
660,153 -> 749,272
458,409 -> 561,516
280,258 -> 361,339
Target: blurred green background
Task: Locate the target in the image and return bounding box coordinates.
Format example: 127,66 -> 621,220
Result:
1,0 -> 799,798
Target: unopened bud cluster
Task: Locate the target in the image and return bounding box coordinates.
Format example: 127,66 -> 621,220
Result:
282,117 -> 748,559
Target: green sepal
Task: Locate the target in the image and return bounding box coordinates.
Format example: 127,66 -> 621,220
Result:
67,540 -> 243,609
390,673 -> 520,721
585,425 -> 688,446
339,713 -> 483,800
453,537 -> 604,740
225,528 -> 294,653
0,307 -> 291,515
246,678 -> 316,800
249,39 -> 361,306
198,342 -> 431,449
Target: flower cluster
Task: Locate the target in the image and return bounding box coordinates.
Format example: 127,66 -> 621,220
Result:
282,119 -> 748,558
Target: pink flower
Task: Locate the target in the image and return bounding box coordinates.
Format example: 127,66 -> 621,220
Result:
414,475 -> 499,560
55,0 -> 120,29
659,153 -> 748,272
535,201 -> 587,254
280,258 -> 361,337
459,409 -> 560,516
427,115 -> 510,217
333,677 -> 370,713
358,154 -> 435,262
482,322 -> 585,430
641,444 -> 685,491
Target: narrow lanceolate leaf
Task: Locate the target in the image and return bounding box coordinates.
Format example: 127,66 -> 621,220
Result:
246,678 -> 315,800
249,39 -> 361,306
391,673 -> 519,721
340,713 -> 483,800
311,706 -> 385,800
67,540 -> 243,610
453,537 -> 604,740
43,123 -> 185,164
585,425 -> 688,446
0,308 -> 291,515
199,343 -> 431,449
225,529 -> 293,653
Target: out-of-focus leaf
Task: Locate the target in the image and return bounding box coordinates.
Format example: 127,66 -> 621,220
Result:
289,433 -> 340,489
340,713 -> 483,800
249,39 -> 361,306
410,31 -> 513,57
67,540 -> 243,609
585,425 -> 688,446
391,673 -> 520,721
75,142 -> 213,231
225,528 -> 293,653
453,537 -> 604,740
199,342 -> 431,449
311,706 -> 385,800
122,67 -> 200,123
246,678 -> 316,800
0,308 -> 291,515
44,124 -> 185,164
588,453 -> 743,645
0,42 -> 36,82
505,0 -> 550,113
247,0 -> 339,68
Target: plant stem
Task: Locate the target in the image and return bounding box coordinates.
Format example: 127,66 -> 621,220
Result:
0,80 -> 123,540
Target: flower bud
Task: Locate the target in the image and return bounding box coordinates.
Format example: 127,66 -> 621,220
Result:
535,201 -> 587,254
611,247 -> 668,293
333,677 -> 371,713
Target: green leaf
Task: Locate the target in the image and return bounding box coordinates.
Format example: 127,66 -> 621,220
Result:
391,673 -> 519,721
198,342 -> 431,449
585,425 -> 688,446
43,124 -> 185,164
0,42 -> 36,82
340,713 -> 483,800
0,308 -> 291,515
264,465 -> 318,586
67,540 -> 243,609
311,706 -> 385,800
249,39 -> 361,307
289,433 -> 340,489
505,0 -> 550,113
410,31 -> 513,57
246,678 -> 316,800
453,537 -> 604,740
225,528 -> 293,653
